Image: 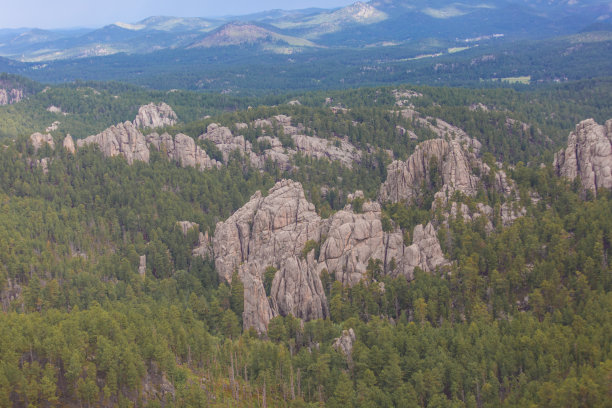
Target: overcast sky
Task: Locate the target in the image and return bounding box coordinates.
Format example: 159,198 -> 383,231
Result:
1,0 -> 355,29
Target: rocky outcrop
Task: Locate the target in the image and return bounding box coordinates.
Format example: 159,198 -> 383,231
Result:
0,88 -> 24,105
138,255 -> 147,278
213,181 -> 449,332
213,180 -> 324,332
292,134 -> 361,168
333,328 -> 356,356
271,251 -> 328,321
256,115 -> 306,136
199,124 -> 254,163
318,201 -> 388,286
47,105 -> 67,114
29,133 -> 54,152
177,221 -> 198,235
45,121 -> 60,132
379,131 -> 523,222
400,109 -> 479,147
133,102 -> 178,129
318,202 -> 448,285
63,134 -> 75,154
175,221 -> 213,259
28,157 -> 51,174
393,89 -> 422,106
77,122 -> 149,164
192,231 -> 212,259
1,278 -> 22,312
147,132 -> 221,170
379,139 -> 479,204
73,119 -> 223,169
200,117 -> 362,169
403,223 -> 449,275
554,118 -> 612,194
141,362 -> 175,405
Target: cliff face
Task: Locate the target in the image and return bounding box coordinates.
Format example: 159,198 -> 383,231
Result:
318,202 -> 388,286
200,116 -> 361,170
271,251 -> 329,322
213,180 -> 449,332
318,201 -> 448,286
213,180 -> 325,332
0,88 -> 24,105
30,132 -> 55,152
63,134 -> 75,154
77,122 -> 149,164
379,138 -> 480,204
75,119 -> 221,170
554,118 -> 612,194
56,110 -> 365,174
147,132 -> 221,169
133,102 -> 178,129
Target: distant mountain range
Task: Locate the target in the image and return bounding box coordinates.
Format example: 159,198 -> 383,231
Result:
0,0 -> 610,61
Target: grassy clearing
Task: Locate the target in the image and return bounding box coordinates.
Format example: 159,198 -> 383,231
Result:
448,46 -> 471,53
501,76 -> 531,84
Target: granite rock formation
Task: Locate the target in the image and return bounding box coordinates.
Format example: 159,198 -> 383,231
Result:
77,122 -> 149,164
0,88 -> 24,105
379,138 -> 480,204
318,201 -> 448,285
147,132 -> 221,169
213,180 -> 324,332
133,102 -> 178,129
271,251 -> 329,321
213,180 -> 449,332
176,221 -> 199,235
333,328 -> 356,356
554,118 -> 612,194
200,117 -> 361,169
192,231 -> 212,259
63,134 -> 75,154
30,133 -> 55,152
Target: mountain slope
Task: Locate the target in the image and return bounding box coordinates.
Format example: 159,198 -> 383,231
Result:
0,0 -> 610,61
188,22 -> 318,50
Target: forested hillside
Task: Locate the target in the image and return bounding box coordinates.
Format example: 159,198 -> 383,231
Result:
1,33 -> 611,93
0,80 -> 610,407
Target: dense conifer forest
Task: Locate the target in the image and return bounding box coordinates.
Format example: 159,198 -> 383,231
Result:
0,76 -> 610,407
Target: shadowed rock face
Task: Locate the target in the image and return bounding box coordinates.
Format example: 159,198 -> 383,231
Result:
554,118 -> 612,194
133,102 -> 178,129
213,180 -> 449,332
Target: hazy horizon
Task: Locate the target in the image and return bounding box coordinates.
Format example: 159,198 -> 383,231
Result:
1,0 -> 355,30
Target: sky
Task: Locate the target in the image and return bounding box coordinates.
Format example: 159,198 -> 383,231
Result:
1,0 -> 356,29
